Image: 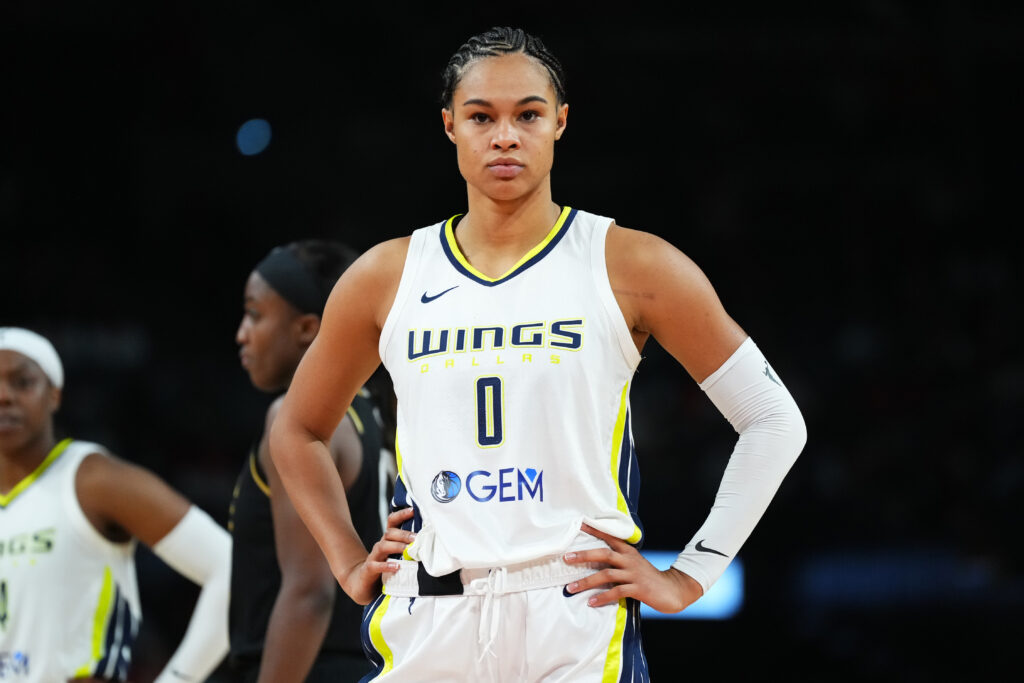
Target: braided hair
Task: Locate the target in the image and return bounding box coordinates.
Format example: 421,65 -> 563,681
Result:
286,239 -> 397,451
441,26 -> 567,109
287,240 -> 360,311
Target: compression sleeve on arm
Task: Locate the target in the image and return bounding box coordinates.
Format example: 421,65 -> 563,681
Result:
671,337 -> 807,593
151,505 -> 232,683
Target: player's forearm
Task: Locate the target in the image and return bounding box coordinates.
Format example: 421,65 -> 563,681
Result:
672,338 -> 807,592
256,584 -> 334,683
152,507 -> 231,683
269,418 -> 369,580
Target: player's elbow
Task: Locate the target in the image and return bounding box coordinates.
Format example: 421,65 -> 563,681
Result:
268,409 -> 313,470
765,398 -> 807,463
267,415 -> 288,469
777,410 -> 808,473
278,574 -> 337,620
792,408 -> 808,455
738,395 -> 807,473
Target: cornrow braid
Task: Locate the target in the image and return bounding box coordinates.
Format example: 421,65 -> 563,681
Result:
441,26 -> 567,109
286,240 -> 360,312
283,239 -> 398,453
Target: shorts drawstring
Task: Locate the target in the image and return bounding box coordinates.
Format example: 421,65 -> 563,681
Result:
471,566 -> 508,661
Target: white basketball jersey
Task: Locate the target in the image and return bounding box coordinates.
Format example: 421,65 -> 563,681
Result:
380,207 -> 645,576
0,439 -> 141,682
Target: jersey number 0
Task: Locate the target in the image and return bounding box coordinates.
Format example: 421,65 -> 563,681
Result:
0,579 -> 8,631
475,376 -> 504,447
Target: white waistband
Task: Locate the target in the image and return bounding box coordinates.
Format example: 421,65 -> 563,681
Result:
382,552 -> 604,598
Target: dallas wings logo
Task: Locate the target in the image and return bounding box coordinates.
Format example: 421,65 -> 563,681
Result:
431,471 -> 462,503
407,319 -> 583,361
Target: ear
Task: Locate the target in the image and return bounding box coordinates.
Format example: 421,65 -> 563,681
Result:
442,108 -> 457,144
554,103 -> 569,141
295,313 -> 321,346
49,386 -> 62,414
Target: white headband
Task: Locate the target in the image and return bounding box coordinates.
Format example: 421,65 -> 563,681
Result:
0,327 -> 64,389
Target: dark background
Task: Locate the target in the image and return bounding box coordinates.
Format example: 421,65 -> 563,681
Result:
2,1 -> 1021,680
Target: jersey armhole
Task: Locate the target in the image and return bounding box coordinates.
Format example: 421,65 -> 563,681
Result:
378,227 -> 430,366
63,443 -> 137,556
590,219 -> 643,370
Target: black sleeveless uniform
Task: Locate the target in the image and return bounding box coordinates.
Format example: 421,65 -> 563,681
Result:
227,391 -> 387,682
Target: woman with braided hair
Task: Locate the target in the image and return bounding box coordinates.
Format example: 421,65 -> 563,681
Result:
271,27 -> 806,681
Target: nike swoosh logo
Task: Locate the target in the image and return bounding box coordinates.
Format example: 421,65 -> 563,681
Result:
170,670 -> 194,681
421,286 -> 459,303
695,540 -> 729,557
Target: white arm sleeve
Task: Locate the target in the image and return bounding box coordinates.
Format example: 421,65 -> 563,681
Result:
671,338 -> 807,593
151,505 -> 231,683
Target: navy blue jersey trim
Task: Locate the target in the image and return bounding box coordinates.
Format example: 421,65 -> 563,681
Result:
439,208 -> 578,287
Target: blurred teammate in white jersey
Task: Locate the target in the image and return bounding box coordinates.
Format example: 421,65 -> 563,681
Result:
270,26 -> 807,682
0,327 -> 230,682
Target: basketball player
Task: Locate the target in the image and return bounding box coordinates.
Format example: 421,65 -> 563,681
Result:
228,240 -> 402,682
0,327 -> 230,682
269,27 -> 808,681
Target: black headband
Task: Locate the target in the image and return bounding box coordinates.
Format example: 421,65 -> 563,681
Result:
254,246 -> 326,315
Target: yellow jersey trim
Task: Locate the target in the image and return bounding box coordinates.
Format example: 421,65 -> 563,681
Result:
600,599 -> 629,682
249,452 -> 272,498
610,382 -> 643,544
394,438 -> 414,561
246,404 -> 363,500
0,437 -> 73,508
75,565 -> 114,677
347,405 -> 365,435
443,206 -> 573,283
368,595 -> 395,676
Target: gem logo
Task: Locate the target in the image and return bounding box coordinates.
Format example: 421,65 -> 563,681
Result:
467,467 -> 543,502
0,650 -> 30,676
431,471 -> 462,503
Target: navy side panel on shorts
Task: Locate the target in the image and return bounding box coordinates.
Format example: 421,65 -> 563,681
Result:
619,598 -> 649,683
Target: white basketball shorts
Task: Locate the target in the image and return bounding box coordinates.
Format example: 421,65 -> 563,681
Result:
359,551 -> 649,682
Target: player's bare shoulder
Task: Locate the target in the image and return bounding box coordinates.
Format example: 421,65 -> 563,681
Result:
607,222 -> 745,378
74,448 -> 190,544
353,237 -> 412,276
75,447 -> 124,499
605,223 -> 712,331
74,449 -> 133,535
324,236 -> 411,331
259,394 -> 287,464
605,223 -> 704,282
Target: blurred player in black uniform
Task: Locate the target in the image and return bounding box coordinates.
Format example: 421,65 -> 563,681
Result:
228,240 -> 398,682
